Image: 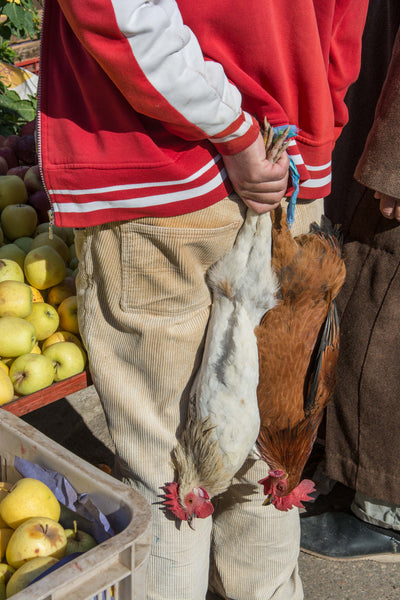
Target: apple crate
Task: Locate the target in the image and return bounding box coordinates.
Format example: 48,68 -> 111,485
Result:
0,410 -> 152,600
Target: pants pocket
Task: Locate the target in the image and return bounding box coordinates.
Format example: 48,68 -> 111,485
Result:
120,199 -> 244,315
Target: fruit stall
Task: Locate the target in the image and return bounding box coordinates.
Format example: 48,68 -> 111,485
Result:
0,115 -> 95,417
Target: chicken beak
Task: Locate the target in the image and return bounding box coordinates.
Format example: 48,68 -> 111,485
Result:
187,515 -> 196,530
263,495 -> 273,506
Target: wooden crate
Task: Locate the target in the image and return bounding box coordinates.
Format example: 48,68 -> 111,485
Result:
1,369 -> 92,417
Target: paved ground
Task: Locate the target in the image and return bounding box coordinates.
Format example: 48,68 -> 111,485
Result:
21,385 -> 400,600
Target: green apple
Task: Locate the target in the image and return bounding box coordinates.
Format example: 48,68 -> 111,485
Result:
34,223 -> 69,244
0,228 -> 3,246
9,353 -> 55,395
0,176 -> 28,211
0,478 -> 60,530
24,302 -> 59,341
64,521 -> 97,556
24,245 -> 66,290
43,341 -> 86,382
0,317 -> 36,357
0,204 -> 37,241
6,556 -> 59,597
0,370 -> 13,406
68,256 -> 79,271
0,258 -> 24,283
13,236 -> 33,253
64,227 -> 75,246
67,242 -> 76,263
6,517 -> 66,569
0,280 -> 32,318
0,243 -> 26,270
30,232 -> 69,263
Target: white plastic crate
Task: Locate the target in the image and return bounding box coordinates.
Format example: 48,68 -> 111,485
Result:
0,409 -> 152,600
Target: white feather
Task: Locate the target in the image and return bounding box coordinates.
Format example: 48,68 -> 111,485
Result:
190,208 -> 278,481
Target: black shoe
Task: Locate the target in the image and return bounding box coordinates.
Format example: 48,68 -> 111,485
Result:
300,511 -> 400,562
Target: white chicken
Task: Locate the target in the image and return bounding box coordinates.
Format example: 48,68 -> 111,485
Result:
163,206 -> 278,527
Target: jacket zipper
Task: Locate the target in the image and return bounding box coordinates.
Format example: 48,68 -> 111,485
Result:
36,1 -> 54,240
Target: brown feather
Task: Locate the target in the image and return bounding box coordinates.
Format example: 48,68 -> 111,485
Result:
255,204 -> 346,496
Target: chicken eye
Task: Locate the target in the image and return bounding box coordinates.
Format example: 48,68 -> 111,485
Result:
187,497 -> 193,504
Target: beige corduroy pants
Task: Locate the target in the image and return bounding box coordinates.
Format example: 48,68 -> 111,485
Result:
74,196 -> 323,600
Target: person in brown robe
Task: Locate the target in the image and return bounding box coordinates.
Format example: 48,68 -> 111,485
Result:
300,5 -> 400,560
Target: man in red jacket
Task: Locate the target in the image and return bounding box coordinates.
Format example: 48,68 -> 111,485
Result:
38,2 -> 368,598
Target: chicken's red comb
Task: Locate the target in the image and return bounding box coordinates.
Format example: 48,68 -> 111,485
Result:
273,478 -> 315,511
163,481 -> 187,521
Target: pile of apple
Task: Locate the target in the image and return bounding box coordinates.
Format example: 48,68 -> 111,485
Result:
0,122 -> 87,404
0,477 -> 97,597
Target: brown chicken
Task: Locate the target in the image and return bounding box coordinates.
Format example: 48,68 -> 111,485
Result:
255,204 -> 346,511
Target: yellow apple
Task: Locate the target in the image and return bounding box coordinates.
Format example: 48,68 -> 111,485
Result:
24,302 -> 59,341
0,370 -> 14,407
0,563 -> 14,600
0,176 -> 28,211
29,286 -> 44,303
0,317 -> 36,357
42,331 -> 82,351
0,244 -> 26,270
0,485 -> 12,530
0,563 -> 14,586
6,556 -> 58,597
0,358 -> 12,368
47,277 -> 76,309
24,245 -> 66,290
30,232 -> 69,263
6,517 -> 67,569
0,529 -> 12,561
0,204 -> 37,241
0,362 -> 8,375
0,478 -> 60,530
43,341 -> 86,382
13,236 -> 33,253
0,259 -> 24,283
57,295 -> 79,334
0,280 -> 32,318
9,353 -> 55,396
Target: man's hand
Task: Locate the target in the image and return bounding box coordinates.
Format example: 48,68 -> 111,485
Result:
374,191 -> 400,221
222,132 -> 290,214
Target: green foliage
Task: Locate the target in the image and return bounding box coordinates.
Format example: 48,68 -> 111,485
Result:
0,80 -> 36,135
0,1 -> 41,49
0,0 -> 41,135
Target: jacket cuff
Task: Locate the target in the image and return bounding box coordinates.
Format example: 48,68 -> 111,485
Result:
208,112 -> 260,155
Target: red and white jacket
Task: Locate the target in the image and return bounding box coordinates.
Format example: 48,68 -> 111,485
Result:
38,0 -> 368,228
